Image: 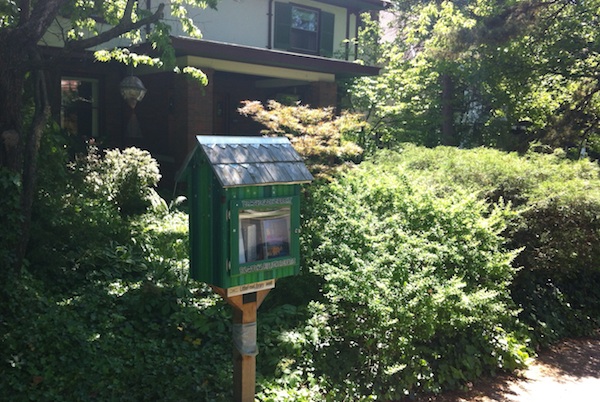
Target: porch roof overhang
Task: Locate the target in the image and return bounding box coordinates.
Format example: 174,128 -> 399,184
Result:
169,36 -> 381,80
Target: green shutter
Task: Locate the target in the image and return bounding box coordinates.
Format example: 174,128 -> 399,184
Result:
320,11 -> 334,57
274,2 -> 291,50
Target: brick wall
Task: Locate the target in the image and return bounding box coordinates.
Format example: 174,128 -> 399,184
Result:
309,81 -> 337,108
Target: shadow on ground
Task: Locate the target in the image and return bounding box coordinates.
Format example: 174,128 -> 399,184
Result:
536,338 -> 600,379
413,334 -> 600,402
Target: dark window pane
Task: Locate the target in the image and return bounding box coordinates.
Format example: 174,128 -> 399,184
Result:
273,2 -> 334,57
61,78 -> 99,138
290,29 -> 318,52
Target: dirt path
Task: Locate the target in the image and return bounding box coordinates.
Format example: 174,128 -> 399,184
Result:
420,337 -> 600,402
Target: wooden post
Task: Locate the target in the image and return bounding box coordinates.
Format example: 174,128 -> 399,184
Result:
213,286 -> 272,402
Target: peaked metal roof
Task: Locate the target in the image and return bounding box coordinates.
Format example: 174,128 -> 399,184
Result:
187,135 -> 313,188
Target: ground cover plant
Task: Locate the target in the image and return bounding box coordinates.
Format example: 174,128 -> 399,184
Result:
1,135 -> 236,401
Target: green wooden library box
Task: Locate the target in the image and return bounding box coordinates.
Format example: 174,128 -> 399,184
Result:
177,135 -> 313,294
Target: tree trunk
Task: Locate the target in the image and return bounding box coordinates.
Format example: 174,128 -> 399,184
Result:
0,34 -> 27,171
441,73 -> 456,146
0,33 -> 28,277
0,32 -> 50,276
18,51 -> 51,273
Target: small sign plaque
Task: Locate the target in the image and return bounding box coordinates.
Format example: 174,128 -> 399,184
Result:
226,279 -> 276,297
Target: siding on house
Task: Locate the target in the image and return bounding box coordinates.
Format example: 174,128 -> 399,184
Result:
182,0 -> 270,48
166,0 -> 367,60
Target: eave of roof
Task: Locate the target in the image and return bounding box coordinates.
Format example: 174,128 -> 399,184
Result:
318,0 -> 391,10
169,36 -> 381,79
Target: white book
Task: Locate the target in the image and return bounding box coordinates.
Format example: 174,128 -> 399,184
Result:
238,230 -> 246,264
247,224 -> 257,262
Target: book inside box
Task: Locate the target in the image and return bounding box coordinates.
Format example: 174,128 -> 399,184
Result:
238,207 -> 291,264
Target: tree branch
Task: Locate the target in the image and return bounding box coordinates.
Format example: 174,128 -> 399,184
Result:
123,0 -> 136,24
19,0 -> 68,45
65,3 -> 165,51
18,0 -> 31,27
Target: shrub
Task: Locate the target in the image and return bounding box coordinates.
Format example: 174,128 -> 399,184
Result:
84,146 -> 162,216
27,134 -> 127,293
264,144 -> 600,397
28,143 -> 165,290
276,155 -> 529,400
2,130 -> 236,400
370,145 -> 600,346
0,167 -> 22,273
9,128 -> 599,400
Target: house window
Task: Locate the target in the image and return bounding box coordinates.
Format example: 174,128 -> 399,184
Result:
290,6 -> 319,53
60,77 -> 99,138
274,2 -> 335,57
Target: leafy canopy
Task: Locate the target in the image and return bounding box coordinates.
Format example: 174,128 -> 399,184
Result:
239,100 -> 366,179
349,0 -> 600,156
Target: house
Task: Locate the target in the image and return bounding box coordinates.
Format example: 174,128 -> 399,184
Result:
46,0 -> 387,188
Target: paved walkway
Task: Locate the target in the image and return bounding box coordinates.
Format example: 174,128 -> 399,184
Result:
485,338 -> 600,402
423,337 -> 600,402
